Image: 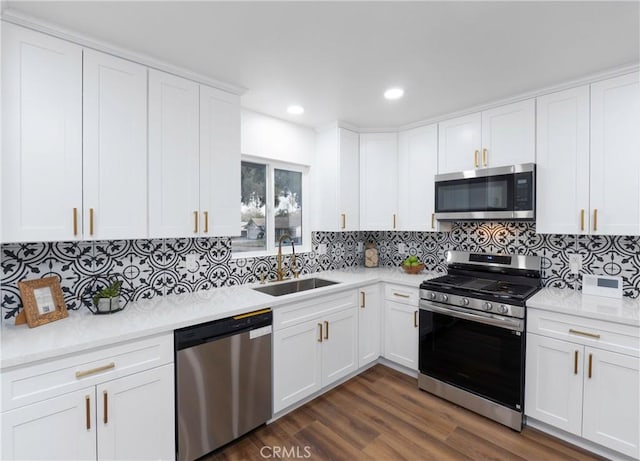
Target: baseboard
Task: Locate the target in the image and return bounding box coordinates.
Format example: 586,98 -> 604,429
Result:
526,417 -> 638,461
376,357 -> 418,378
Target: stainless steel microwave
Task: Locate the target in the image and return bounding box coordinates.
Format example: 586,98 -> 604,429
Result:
434,163 -> 535,221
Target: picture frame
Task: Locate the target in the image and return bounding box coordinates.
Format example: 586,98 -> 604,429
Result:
17,276 -> 69,328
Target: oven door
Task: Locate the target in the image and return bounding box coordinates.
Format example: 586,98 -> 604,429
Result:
419,301 -> 525,411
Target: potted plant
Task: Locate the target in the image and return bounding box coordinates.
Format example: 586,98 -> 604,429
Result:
92,279 -> 123,314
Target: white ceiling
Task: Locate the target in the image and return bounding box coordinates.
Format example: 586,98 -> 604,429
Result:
4,1 -> 640,129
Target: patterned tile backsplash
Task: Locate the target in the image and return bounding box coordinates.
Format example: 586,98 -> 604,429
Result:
2,223 -> 639,325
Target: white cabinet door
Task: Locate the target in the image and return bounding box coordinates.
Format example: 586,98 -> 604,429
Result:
148,70 -> 200,238
590,72 -> 640,236
83,49 -> 148,241
358,285 -> 381,368
524,334 -> 583,436
582,347 -> 640,459
273,321 -> 322,413
97,364 -> 175,461
536,86 -> 590,235
360,133 -> 398,230
480,99 -> 535,168
1,23 -> 82,242
437,112 -> 481,174
200,85 -> 241,237
398,124 -> 441,231
321,307 -> 358,386
338,128 -> 360,231
1,387 -> 96,461
384,300 -> 418,370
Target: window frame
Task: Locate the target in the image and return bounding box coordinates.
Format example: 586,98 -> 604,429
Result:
232,155 -> 310,259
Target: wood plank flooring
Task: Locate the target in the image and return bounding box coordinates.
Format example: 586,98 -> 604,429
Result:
205,365 -> 607,461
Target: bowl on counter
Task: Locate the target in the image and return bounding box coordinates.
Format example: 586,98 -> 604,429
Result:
401,262 -> 425,274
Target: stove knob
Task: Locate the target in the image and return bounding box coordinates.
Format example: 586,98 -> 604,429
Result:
429,292 -> 436,300
483,302 -> 493,311
441,294 -> 449,302
497,304 -> 508,314
461,298 -> 470,306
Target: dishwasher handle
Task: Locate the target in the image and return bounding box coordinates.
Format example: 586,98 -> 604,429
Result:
175,309 -> 272,350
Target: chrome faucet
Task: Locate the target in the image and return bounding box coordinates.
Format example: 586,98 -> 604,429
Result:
276,234 -> 298,281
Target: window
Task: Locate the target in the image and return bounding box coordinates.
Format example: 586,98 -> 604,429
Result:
232,159 -> 307,255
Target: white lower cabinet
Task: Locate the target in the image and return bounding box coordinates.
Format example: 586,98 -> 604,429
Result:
1,334 -> 175,461
358,284 -> 381,368
383,285 -> 419,371
273,290 -> 358,413
526,309 -> 639,459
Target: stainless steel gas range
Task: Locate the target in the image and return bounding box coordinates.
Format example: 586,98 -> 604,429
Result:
418,250 -> 542,431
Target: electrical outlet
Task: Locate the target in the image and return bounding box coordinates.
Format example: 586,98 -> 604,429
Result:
317,243 -> 327,255
185,253 -> 198,272
398,243 -> 407,254
568,253 -> 583,274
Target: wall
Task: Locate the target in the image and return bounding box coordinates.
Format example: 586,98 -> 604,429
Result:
2,222 -> 638,326
241,109 -> 315,165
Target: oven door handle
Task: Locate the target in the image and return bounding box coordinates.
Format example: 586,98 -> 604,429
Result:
419,301 -> 524,332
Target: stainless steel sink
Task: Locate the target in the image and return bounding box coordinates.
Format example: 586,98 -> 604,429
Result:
253,278 -> 339,296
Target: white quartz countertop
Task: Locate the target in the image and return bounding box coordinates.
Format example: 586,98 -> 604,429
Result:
0,267 -> 439,370
527,287 -> 640,327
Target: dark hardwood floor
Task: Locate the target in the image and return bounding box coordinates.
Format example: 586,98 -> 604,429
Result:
205,365 -> 607,461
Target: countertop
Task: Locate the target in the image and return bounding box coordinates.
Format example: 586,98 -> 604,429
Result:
527,287 -> 640,327
0,267 -> 439,370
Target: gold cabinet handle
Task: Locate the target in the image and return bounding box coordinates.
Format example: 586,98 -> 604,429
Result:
588,353 -> 593,379
413,310 -> 418,328
393,214 -> 397,229
103,390 -> 108,424
89,208 -> 94,236
360,291 -> 366,308
474,150 -> 479,168
324,320 -> 329,340
85,395 -> 91,431
569,329 -> 601,340
317,323 -> 323,342
203,211 -> 209,233
593,209 -> 598,232
574,350 -> 579,375
73,208 -> 78,236
580,209 -> 585,232
393,292 -> 410,298
431,213 -> 435,229
194,211 -> 199,233
341,213 -> 346,230
482,148 -> 488,167
76,362 -> 115,379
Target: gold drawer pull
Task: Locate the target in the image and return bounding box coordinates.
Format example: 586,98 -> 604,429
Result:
569,329 -> 601,339
580,209 -> 585,232
588,353 -> 593,379
103,390 -> 108,424
482,148 -> 488,167
194,211 -> 199,233
574,350 -> 579,375
324,320 -> 329,340
413,310 -> 418,328
393,292 -> 410,298
204,211 -> 209,233
317,323 -> 323,343
360,291 -> 366,308
85,395 -> 91,430
593,209 -> 598,232
341,213 -> 346,230
76,362 -> 115,379
474,150 -> 479,168
431,213 -> 435,229
393,214 -> 397,229
73,208 -> 78,236
89,208 -> 95,236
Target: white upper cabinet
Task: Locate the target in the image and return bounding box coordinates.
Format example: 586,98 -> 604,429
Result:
590,72 -> 640,236
312,127 -> 359,231
83,50 -> 148,240
148,70 -> 200,238
480,99 -> 535,168
360,133 -> 398,230
437,99 -> 535,174
2,23 -> 83,242
199,85 -> 241,237
398,124 -> 449,231
536,86 -> 590,234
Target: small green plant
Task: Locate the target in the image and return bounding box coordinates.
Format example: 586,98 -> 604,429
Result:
92,280 -> 122,306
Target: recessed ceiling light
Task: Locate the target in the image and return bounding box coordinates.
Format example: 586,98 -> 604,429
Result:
384,88 -> 404,100
287,105 -> 304,115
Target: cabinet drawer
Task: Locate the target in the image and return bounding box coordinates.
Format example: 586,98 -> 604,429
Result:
528,309 -> 639,357
2,333 -> 173,411
274,290 -> 357,331
384,284 -> 419,305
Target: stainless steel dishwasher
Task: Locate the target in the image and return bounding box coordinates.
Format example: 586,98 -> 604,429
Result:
175,309 -> 272,461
